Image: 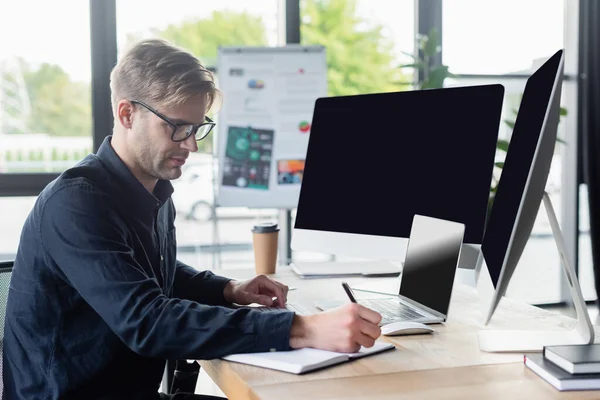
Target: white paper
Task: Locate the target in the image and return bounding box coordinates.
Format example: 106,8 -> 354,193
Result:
222,341 -> 395,374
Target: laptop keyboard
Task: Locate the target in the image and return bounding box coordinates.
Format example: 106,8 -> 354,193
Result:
359,298 -> 426,324
252,299 -> 425,322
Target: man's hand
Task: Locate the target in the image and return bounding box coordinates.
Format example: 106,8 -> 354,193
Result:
223,275 -> 289,308
289,303 -> 382,353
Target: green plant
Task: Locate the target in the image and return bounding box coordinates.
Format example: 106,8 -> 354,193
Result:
398,27 -> 455,90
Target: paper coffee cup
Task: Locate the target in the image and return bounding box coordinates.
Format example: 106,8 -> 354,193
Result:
252,222 -> 279,275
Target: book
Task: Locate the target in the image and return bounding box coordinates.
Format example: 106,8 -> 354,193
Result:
222,341 -> 395,374
290,261 -> 401,279
543,344 -> 600,374
524,353 -> 600,391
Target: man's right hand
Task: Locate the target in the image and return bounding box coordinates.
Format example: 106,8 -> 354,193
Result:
289,303 -> 382,353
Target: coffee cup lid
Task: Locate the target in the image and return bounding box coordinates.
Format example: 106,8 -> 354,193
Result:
252,222 -> 279,233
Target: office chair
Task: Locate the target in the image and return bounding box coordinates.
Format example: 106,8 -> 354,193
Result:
165,359 -> 201,394
0,261 -> 14,400
0,260 -> 205,397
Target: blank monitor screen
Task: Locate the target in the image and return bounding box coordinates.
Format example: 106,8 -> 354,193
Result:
481,50 -> 563,287
294,85 -> 504,247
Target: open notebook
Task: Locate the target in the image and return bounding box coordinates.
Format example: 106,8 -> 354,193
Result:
222,341 -> 395,374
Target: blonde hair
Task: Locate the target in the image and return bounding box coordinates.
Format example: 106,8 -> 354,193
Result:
110,38 -> 220,113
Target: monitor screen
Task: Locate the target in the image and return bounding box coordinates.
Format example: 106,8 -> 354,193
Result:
481,50 -> 563,287
294,85 -> 504,246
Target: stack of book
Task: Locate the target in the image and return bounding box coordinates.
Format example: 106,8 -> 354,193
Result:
524,344 -> 600,391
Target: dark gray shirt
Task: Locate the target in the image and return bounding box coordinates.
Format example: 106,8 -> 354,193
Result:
3,136 -> 294,399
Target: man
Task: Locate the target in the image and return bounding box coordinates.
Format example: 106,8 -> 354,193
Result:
2,39 -> 382,400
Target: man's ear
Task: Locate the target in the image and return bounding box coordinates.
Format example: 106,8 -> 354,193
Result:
116,100 -> 134,129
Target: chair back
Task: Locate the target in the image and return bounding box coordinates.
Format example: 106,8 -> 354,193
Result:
0,261 -> 13,399
0,262 -> 12,342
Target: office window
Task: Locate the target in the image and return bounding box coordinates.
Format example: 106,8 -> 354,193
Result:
116,0 -> 281,67
117,0 -> 282,270
300,0 -> 415,96
578,184 -> 597,301
0,197 -> 37,261
442,0 -> 565,75
0,1 -> 92,174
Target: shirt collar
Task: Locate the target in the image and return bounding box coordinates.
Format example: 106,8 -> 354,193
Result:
95,136 -> 174,216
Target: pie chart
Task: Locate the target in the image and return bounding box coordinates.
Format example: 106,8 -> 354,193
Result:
298,121 -> 311,133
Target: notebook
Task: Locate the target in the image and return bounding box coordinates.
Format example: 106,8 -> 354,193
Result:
524,353 -> 600,391
543,344 -> 600,374
222,341 -> 395,374
290,261 -> 401,279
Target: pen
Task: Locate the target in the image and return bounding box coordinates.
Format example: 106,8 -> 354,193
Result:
341,281 -> 357,303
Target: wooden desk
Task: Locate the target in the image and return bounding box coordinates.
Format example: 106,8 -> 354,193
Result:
199,267 -> 600,399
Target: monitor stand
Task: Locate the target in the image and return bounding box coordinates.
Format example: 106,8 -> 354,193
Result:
477,191 -> 595,353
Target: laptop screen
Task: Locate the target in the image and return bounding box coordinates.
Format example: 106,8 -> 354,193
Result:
399,215 -> 465,316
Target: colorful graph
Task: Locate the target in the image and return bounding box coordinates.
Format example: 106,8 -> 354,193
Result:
298,120 -> 311,133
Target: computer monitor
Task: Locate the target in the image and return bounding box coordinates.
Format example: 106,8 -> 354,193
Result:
292,85 -> 504,268
476,49 -> 594,352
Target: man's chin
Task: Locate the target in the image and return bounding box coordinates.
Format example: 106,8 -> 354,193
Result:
157,167 -> 183,181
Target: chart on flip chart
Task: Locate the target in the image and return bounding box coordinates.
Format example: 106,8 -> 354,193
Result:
215,45 -> 327,209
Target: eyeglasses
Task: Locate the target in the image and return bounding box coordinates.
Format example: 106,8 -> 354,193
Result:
130,100 -> 216,142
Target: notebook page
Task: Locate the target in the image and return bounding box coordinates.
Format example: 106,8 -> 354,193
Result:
345,342 -> 396,359
222,342 -> 395,374
223,348 -> 347,374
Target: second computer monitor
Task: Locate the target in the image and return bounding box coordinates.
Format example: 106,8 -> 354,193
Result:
292,84 -> 504,267
481,49 -> 565,324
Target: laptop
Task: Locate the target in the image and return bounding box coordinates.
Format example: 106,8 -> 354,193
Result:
315,214 -> 465,325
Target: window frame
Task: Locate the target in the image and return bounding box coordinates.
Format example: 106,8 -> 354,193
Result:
0,0 -> 116,197
0,0 -> 593,305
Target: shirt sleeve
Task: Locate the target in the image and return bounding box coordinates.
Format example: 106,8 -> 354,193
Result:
173,260 -> 232,305
40,184 -> 294,360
